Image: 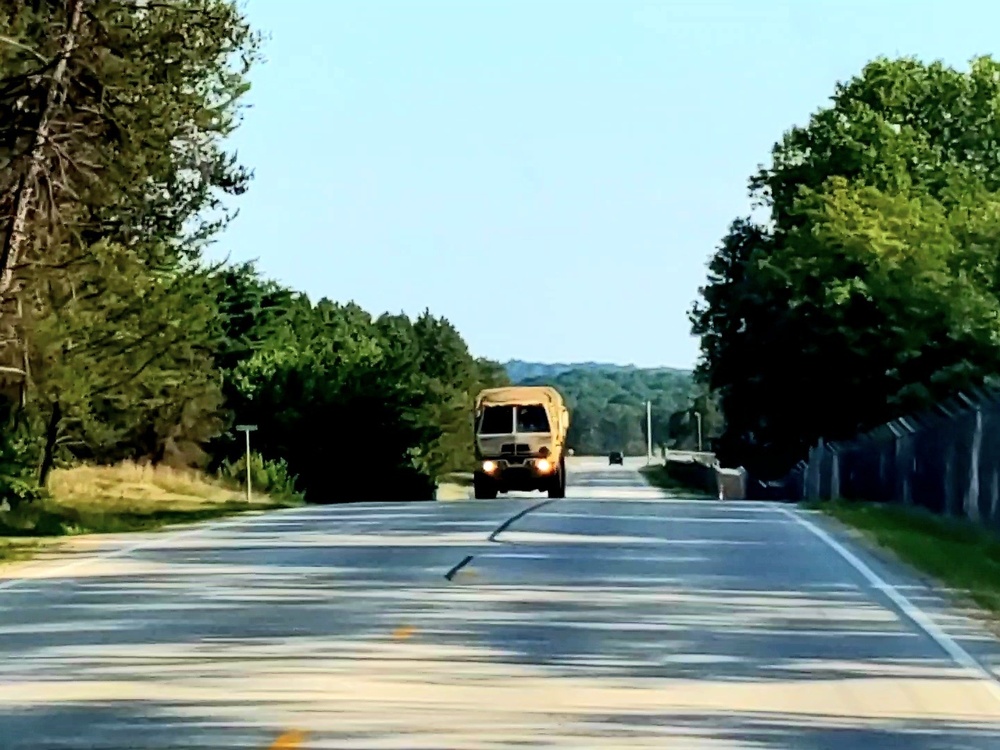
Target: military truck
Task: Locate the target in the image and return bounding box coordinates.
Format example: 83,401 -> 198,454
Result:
472,385 -> 570,500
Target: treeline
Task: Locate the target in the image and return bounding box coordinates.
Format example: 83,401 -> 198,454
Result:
693,55 -> 1000,479
518,367 -> 716,455
0,1 -> 505,506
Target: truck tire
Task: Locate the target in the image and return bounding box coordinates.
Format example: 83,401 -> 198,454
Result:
548,460 -> 566,499
474,473 -> 498,500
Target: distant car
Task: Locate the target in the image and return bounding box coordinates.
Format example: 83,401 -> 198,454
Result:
609,450 -> 624,465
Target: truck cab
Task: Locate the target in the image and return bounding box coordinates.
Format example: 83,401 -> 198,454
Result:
473,386 -> 569,500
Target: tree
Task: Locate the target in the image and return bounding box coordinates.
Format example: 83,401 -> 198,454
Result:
665,388 -> 724,452
693,55 -> 1000,478
405,311 -> 479,476
1,0 -> 257,374
0,2 -> 503,508
517,367 -> 694,455
230,302 -> 437,502
213,292 -> 499,502
753,57 -> 1000,226
0,0 -> 258,493
26,243 -> 226,484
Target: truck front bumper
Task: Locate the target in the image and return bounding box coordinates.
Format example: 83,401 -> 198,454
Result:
477,458 -> 555,491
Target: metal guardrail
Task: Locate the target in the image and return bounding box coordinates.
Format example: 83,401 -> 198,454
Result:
664,450 -> 717,465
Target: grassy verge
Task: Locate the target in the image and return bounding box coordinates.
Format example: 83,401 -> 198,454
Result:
0,538 -> 40,563
0,461 -> 302,562
639,464 -> 713,497
441,471 -> 473,488
436,471 -> 473,501
812,500 -> 1000,619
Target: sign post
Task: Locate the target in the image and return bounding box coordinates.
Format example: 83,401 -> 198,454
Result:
235,424 -> 258,502
646,400 -> 652,465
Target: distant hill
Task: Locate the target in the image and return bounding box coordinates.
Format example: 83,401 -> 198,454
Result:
502,361 -> 697,455
504,359 -> 689,383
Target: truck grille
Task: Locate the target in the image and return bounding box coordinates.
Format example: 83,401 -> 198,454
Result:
501,443 -> 533,454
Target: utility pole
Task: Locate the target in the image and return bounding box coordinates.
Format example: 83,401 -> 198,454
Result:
648,400 -> 653,462
695,411 -> 703,453
235,424 -> 258,502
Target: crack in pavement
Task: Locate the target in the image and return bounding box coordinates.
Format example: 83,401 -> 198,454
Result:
444,498 -> 555,581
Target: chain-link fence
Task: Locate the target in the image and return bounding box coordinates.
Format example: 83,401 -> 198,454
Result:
758,386 -> 1000,529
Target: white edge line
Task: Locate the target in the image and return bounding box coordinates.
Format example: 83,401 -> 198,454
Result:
0,506 -> 302,593
778,505 -> 1000,705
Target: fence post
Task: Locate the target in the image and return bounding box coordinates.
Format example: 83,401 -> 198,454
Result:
965,408 -> 983,522
895,427 -> 909,506
805,439 -> 823,500
830,448 -> 840,501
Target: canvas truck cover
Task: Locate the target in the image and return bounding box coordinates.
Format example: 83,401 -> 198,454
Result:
476,386 -> 565,410
475,386 -> 570,435
472,385 -> 571,498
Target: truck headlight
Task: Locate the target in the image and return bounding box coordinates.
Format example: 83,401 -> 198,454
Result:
536,459 -> 552,473
482,460 -> 497,473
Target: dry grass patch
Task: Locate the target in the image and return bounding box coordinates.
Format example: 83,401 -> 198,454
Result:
1,461 -> 300,561
436,483 -> 471,501
47,462 -> 254,513
0,538 -> 38,563
435,471 -> 473,501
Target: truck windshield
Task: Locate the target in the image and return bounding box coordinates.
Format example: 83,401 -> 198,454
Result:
478,404 -> 551,434
478,405 -> 514,434
516,404 -> 550,433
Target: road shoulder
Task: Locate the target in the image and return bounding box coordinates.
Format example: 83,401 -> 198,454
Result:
786,503 -> 1000,685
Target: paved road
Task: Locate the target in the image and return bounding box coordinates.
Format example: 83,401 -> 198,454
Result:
2,457 -> 1000,748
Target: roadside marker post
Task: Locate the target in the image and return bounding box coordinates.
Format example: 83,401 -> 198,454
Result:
646,400 -> 652,465
235,424 -> 258,502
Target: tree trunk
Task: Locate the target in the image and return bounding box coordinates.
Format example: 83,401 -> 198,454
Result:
0,0 -> 86,308
38,401 -> 62,488
0,0 -> 87,297
0,0 -> 86,406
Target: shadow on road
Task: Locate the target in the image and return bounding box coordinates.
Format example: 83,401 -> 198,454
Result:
0,461 -> 998,748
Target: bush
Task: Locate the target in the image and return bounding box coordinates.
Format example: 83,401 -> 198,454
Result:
0,410 -> 43,510
218,451 -> 303,503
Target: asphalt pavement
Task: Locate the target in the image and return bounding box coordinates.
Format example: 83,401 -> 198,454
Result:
1,456 -> 1000,748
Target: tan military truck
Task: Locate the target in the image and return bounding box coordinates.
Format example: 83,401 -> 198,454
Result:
472,385 -> 570,500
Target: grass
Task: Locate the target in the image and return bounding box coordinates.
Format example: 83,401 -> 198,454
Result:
435,471 -> 473,501
0,461 -> 302,562
639,464 -> 686,490
440,471 -> 473,488
639,463 -> 714,497
812,500 -> 1000,619
0,538 -> 40,563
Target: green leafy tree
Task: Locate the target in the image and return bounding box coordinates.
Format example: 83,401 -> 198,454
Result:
405,311 -> 479,476
25,243 -> 226,484
231,305 -> 439,502
693,55 -> 1000,477
214,293 -> 497,502
0,1 -> 512,509
665,388 -> 724,452
517,367 -> 693,455
0,0 -> 258,494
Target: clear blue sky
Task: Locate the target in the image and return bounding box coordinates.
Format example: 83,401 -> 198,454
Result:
214,0 -> 1000,369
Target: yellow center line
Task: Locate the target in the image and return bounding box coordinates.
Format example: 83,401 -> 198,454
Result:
392,624 -> 417,639
268,729 -> 306,749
